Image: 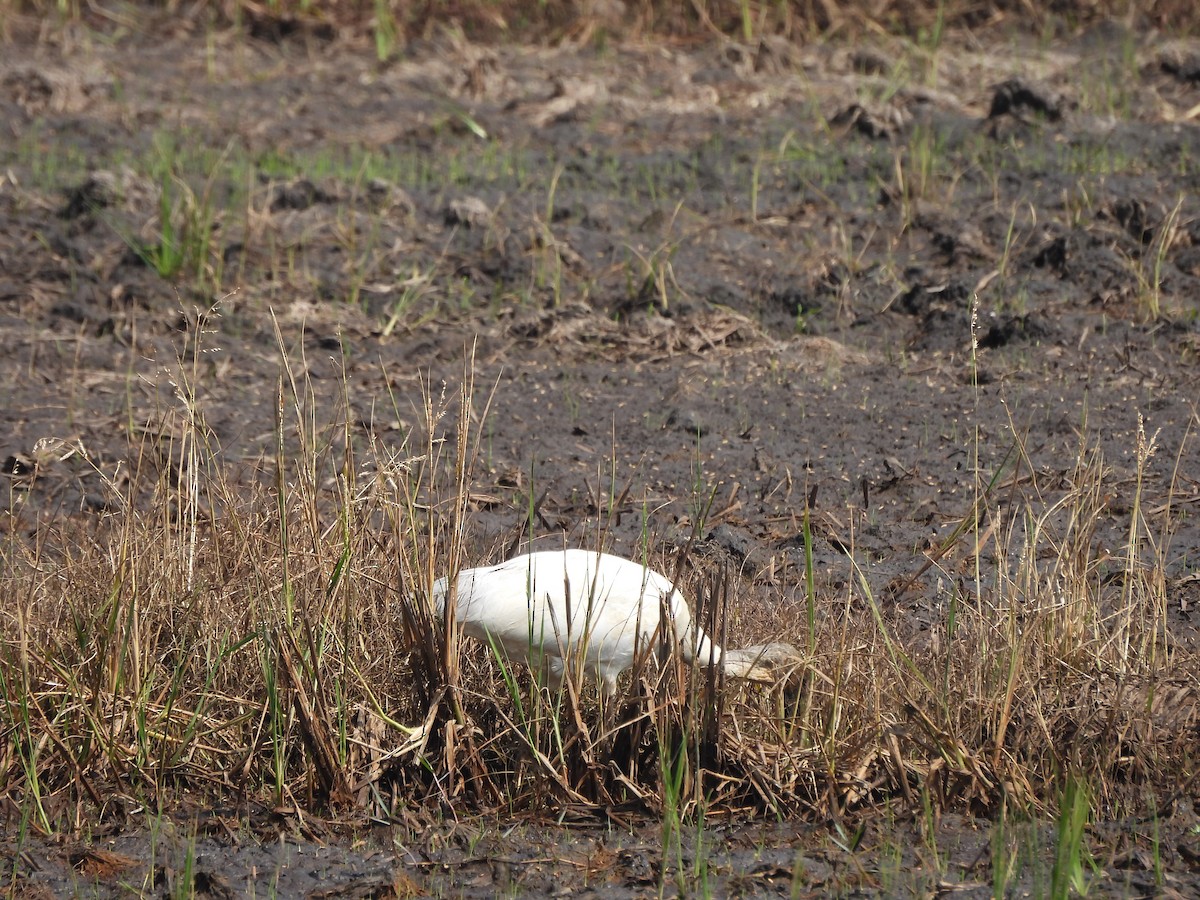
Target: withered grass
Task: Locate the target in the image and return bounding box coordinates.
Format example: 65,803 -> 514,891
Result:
1,312 -> 1195,836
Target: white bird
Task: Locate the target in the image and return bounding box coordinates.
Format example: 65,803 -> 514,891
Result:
432,548 -> 799,697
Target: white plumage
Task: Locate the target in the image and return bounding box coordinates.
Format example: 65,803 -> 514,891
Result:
432,548 -> 798,696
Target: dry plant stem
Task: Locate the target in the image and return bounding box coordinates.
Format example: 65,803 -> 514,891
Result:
274,626 -> 352,805
416,343 -> 508,804
887,441 -> 1017,600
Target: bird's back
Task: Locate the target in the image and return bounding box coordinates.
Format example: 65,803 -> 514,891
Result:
438,549 -> 689,691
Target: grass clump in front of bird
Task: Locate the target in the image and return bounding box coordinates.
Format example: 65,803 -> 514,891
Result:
0,309 -> 1195,848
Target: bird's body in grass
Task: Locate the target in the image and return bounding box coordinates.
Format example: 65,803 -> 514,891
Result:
432,548 -> 799,696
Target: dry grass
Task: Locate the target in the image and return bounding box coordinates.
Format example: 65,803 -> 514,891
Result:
1,312 -> 1195,835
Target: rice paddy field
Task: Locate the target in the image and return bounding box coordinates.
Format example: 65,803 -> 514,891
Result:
2,1 -> 1200,895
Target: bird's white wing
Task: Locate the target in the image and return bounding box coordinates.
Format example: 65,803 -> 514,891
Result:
446,550 -> 666,678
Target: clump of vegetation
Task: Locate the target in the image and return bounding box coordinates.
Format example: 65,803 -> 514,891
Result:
1,311 -> 1194,844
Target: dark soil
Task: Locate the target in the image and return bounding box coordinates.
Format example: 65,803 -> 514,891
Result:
3,14 -> 1200,898
5,805 -> 1200,897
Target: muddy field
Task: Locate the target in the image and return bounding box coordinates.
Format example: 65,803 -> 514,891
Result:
3,9 -> 1200,897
